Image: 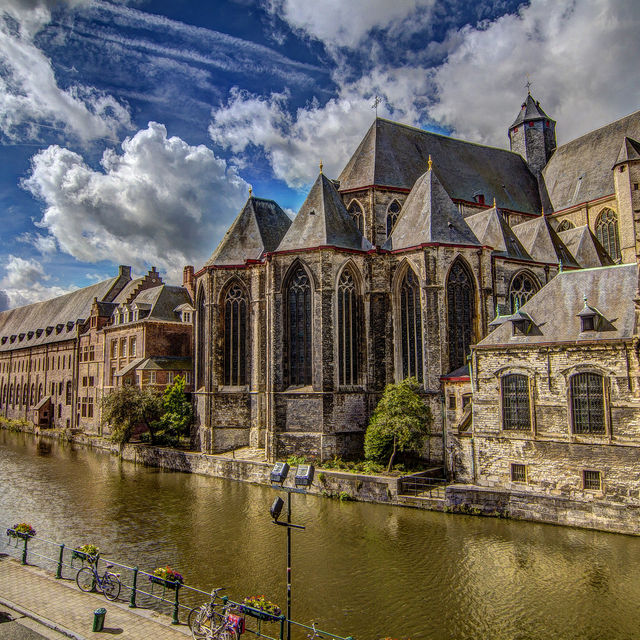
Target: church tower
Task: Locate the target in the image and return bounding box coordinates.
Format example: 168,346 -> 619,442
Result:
508,93 -> 556,175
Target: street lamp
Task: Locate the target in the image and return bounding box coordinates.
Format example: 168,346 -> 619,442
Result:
270,462 -> 314,640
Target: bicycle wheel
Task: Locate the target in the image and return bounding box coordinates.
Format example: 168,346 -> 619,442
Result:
191,606 -> 212,640
102,573 -> 121,601
211,625 -> 236,640
76,567 -> 95,592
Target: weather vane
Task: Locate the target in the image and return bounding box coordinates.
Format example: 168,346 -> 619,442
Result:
371,95 -> 381,117
525,73 -> 532,95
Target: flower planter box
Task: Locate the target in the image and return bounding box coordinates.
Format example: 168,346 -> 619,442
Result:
6,528 -> 32,540
239,605 -> 281,622
71,550 -> 99,565
149,575 -> 182,590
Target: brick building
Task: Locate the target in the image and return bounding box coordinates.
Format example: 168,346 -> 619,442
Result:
193,92 -> 633,461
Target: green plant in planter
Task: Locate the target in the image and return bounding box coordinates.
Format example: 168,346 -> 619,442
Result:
241,595 -> 281,621
7,523 -> 36,538
150,566 -> 184,585
72,544 -> 100,564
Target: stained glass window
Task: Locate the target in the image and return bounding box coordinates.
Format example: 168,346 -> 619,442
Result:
196,287 -> 206,388
595,208 -> 621,263
223,284 -> 248,386
400,268 -> 423,382
447,260 -> 474,371
287,267 -> 312,386
508,272 -> 539,312
386,200 -> 401,237
348,200 -> 364,235
337,270 -> 360,385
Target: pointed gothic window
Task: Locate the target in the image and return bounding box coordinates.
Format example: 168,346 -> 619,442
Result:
557,219 -> 574,232
223,283 -> 248,386
386,200 -> 401,238
595,208 -> 621,263
287,266 -> 312,386
337,269 -> 360,386
447,259 -> 474,372
16,384 -> 21,406
399,268 -> 423,382
348,200 -> 364,235
508,272 -> 539,313
196,287 -> 206,388
571,372 -> 605,434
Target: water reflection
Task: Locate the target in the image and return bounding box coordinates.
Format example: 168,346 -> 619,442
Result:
1,430 -> 639,640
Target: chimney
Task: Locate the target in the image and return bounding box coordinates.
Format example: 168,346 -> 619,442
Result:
183,265 -> 195,300
118,265 -> 132,279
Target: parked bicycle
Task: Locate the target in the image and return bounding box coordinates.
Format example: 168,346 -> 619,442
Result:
76,559 -> 121,601
190,587 -> 245,640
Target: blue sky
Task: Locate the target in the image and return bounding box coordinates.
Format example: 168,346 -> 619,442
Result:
0,0 -> 639,309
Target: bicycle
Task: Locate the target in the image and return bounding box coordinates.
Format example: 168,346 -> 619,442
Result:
190,588 -> 244,640
307,622 -> 325,639
76,559 -> 121,601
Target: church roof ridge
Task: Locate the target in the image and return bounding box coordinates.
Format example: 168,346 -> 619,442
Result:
614,136 -> 640,166
556,107 -> 640,151
510,93 -> 552,129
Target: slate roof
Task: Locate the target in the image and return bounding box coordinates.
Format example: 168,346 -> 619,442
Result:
465,205 -> 531,260
510,94 -> 553,129
0,275 -> 127,352
614,136 -> 640,167
541,109 -> 640,211
477,263 -> 638,346
117,356 -> 191,377
511,216 -> 579,267
557,225 -> 613,269
114,285 -> 191,323
337,118 -> 541,214
206,196 -> 292,266
383,166 -> 480,250
277,173 -> 372,252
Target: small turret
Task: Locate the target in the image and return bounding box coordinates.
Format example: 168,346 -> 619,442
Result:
508,93 -> 556,176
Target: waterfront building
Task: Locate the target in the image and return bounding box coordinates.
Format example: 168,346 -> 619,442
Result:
193,93 -> 634,461
0,266 -> 193,435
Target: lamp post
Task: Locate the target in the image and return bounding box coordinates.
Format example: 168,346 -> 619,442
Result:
270,462 -> 314,640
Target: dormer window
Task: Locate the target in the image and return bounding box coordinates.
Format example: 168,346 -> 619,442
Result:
578,299 -> 604,332
473,193 -> 485,205
510,311 -> 534,336
183,311 -> 192,323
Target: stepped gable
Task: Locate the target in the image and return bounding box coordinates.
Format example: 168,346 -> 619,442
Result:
542,110 -> 640,211
614,136 -> 640,167
512,215 -> 579,267
114,267 -> 164,306
477,264 -> 637,346
206,196 -> 292,266
510,93 -> 552,128
0,270 -> 131,352
558,225 -> 614,268
337,118 -> 541,215
277,172 -> 372,252
465,205 -> 531,260
383,165 -> 481,251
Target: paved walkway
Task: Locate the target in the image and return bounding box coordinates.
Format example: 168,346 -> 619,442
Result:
0,555 -> 190,640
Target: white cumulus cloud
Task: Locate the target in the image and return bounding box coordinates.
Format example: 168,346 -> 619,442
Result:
22,122 -> 250,280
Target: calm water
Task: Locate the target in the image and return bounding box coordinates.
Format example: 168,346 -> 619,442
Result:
0,430 -> 638,640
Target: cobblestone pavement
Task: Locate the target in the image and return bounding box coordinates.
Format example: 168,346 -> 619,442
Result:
0,603 -> 68,639
0,555 -> 190,640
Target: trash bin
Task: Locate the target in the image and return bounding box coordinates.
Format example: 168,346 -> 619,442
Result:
93,607 -> 107,632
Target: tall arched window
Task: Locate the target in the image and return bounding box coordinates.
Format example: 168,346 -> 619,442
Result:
348,200 -> 364,235
501,374 -> 531,430
571,372 -> 605,434
223,283 -> 248,386
386,200 -> 401,237
16,384 -> 21,406
595,208 -> 621,263
9,384 -> 14,405
31,383 -> 36,405
22,385 -> 28,405
508,271 -> 540,312
196,286 -> 206,388
447,259 -> 474,372
38,383 -> 43,401
399,268 -> 423,382
287,266 -> 312,386
557,219 -> 574,231
337,269 -> 361,386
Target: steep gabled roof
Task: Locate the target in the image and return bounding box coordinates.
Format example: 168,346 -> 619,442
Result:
542,109 -> 640,211
465,205 -> 531,260
510,94 -> 553,129
477,264 -> 637,346
512,216 -> 579,267
206,196 -> 292,266
383,166 -> 480,250
557,225 -> 613,268
614,136 -> 640,167
277,173 -> 372,252
337,118 -> 542,214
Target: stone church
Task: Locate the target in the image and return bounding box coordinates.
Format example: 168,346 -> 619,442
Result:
194,92 -> 639,463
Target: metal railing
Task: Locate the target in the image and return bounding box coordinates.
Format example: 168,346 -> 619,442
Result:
399,474 -> 448,498
1,522 -> 353,640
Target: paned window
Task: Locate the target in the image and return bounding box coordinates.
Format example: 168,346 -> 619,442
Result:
130,337 -> 136,357
511,463 -> 527,483
16,384 -> 21,406
65,381 -> 72,405
502,374 -> 531,430
508,272 -> 539,313
386,200 -> 401,237
287,267 -> 312,386
595,208 -> 621,263
447,259 -> 474,372
87,397 -> 94,419
111,340 -> 117,359
196,287 -> 206,388
23,385 -> 28,405
149,371 -> 156,384
121,338 -> 127,358
583,469 -> 601,491
557,219 -> 574,232
571,372 -> 605,434
223,283 -> 248,386
399,268 -> 423,382
348,201 -> 364,235
337,270 -> 360,386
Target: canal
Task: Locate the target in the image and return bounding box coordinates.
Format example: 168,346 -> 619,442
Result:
0,430 -> 638,640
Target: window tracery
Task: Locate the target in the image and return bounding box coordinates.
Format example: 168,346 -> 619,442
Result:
337,269 -> 360,386
223,283 -> 248,386
399,268 -> 423,382
348,201 -> 364,235
508,272 -> 539,313
447,259 -> 474,372
595,208 -> 621,263
386,200 -> 401,238
287,267 -> 312,386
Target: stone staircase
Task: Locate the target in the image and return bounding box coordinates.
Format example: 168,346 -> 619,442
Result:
396,468 -> 449,508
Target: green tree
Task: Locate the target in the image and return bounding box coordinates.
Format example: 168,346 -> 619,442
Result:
155,375 -> 193,444
101,384 -> 163,444
364,377 -> 432,472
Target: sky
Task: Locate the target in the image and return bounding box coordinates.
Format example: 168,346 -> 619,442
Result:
0,0 -> 639,310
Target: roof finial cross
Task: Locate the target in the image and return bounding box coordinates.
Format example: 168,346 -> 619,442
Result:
525,73 -> 532,95
319,160 -> 323,174
427,154 -> 433,171
249,186 -> 253,197
371,95 -> 381,117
